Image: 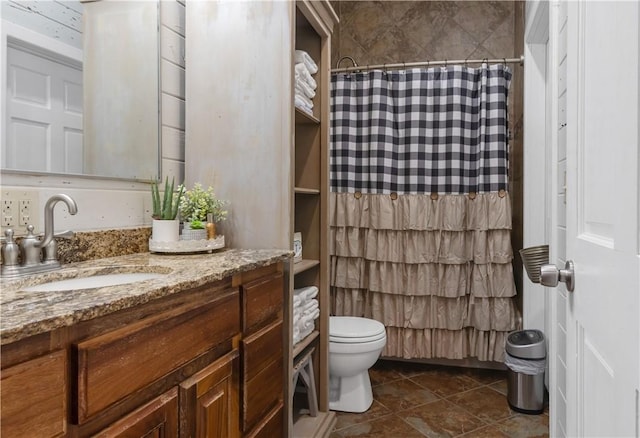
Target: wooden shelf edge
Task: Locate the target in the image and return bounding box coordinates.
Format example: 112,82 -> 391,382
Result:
292,330 -> 319,358
293,259 -> 320,275
294,187 -> 321,195
295,107 -> 321,125
292,410 -> 336,438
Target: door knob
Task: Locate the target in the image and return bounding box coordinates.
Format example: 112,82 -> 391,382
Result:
540,260 -> 575,292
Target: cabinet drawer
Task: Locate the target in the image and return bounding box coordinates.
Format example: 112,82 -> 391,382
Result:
242,355 -> 283,432
242,273 -> 283,332
76,288 -> 240,422
1,350 -> 67,438
246,401 -> 284,438
242,318 -> 283,383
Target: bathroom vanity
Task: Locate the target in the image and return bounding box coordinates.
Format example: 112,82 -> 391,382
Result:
0,249 -> 290,437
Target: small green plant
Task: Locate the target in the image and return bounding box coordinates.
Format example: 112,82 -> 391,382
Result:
151,177 -> 184,220
189,220 -> 204,229
179,183 -> 228,223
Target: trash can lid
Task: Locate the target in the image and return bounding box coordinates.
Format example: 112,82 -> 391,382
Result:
506,329 -> 546,359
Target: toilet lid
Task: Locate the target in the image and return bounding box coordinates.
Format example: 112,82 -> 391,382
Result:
329,317 -> 386,343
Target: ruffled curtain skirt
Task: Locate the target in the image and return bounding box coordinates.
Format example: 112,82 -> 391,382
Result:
330,192 -> 521,362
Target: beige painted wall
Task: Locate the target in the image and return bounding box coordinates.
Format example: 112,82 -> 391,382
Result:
331,1 -> 524,295
185,1 -> 293,249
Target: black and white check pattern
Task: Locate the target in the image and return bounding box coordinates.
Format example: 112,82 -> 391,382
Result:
330,64 -> 511,194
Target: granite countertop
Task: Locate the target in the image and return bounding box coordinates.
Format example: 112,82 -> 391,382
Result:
1,249 -> 292,345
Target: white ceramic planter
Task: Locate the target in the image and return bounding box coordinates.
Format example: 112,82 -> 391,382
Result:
152,219 -> 179,242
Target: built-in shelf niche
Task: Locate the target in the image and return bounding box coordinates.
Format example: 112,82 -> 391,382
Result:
291,1 -> 336,436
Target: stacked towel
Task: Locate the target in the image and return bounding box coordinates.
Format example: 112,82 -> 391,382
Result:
294,50 -> 318,116
293,286 -> 320,345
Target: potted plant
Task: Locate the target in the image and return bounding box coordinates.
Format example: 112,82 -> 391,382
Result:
179,183 -> 228,240
151,177 -> 184,242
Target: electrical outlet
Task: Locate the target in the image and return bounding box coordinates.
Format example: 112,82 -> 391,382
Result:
1,190 -> 39,236
19,199 -> 32,226
2,199 -> 16,227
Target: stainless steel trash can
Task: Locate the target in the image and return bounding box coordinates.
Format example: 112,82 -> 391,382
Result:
505,329 -> 546,414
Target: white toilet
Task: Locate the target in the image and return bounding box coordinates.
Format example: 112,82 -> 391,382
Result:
329,316 -> 387,413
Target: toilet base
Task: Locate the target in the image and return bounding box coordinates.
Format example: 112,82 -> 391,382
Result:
329,372 -> 373,413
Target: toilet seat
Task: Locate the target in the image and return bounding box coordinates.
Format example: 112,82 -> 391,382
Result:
330,316 -> 386,344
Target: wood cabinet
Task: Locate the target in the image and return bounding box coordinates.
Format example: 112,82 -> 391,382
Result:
93,388 -> 179,438
75,290 -> 240,423
0,262 -> 285,438
0,350 -> 67,438
179,350 -> 240,438
239,266 -> 285,436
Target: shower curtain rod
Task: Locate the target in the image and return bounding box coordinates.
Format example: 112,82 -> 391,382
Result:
331,54 -> 524,73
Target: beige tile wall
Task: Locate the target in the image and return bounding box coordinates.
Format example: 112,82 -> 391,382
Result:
330,1 -> 524,298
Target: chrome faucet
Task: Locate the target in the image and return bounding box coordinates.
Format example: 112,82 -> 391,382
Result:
1,194 -> 78,278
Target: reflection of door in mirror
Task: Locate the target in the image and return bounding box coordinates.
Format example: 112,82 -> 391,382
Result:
6,43 -> 83,174
2,1 -> 83,175
1,0 -> 161,182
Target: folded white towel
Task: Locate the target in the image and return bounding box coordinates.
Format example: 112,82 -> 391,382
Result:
302,298 -> 318,314
293,294 -> 303,308
299,308 -> 320,329
294,286 -> 318,301
293,324 -> 315,345
295,63 -> 317,89
295,92 -> 314,110
295,79 -> 315,99
295,50 -> 318,74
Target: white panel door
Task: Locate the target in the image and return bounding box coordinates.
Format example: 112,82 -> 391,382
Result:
5,45 -> 83,174
563,1 -> 639,436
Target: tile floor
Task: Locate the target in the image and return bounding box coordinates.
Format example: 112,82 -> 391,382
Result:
330,360 -> 549,438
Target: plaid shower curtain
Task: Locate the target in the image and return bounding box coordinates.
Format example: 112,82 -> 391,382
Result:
329,64 -> 520,361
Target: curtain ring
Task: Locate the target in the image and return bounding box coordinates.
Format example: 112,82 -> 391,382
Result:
464,58 -> 469,67
503,57 -> 507,66
444,59 -> 448,68
482,58 -> 488,65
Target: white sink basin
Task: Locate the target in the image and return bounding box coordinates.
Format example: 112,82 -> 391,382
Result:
23,273 -> 167,292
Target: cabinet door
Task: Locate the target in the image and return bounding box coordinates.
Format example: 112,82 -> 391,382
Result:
93,387 -> 178,438
0,349 -> 67,438
179,349 -> 240,438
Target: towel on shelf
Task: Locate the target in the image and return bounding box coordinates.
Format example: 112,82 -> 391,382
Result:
294,286 -> 318,301
295,63 -> 317,89
293,300 -> 318,323
301,298 -> 318,315
295,79 -> 315,99
293,311 -> 319,340
293,324 -> 315,346
295,50 -> 318,74
299,308 -> 320,329
296,92 -> 314,110
294,95 -> 313,116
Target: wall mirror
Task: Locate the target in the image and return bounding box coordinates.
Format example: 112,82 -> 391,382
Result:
1,0 -> 160,182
